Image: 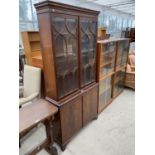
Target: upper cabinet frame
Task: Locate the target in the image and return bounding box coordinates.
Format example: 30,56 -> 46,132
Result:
35,0 -> 99,101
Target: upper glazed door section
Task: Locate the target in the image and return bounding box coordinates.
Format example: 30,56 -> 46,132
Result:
51,13 -> 79,99
80,17 -> 97,87
116,40 -> 130,70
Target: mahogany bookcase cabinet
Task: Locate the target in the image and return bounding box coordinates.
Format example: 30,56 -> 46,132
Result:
97,38 -> 130,113
35,0 -> 99,150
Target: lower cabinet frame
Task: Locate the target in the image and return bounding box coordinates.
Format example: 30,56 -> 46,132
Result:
46,83 -> 99,151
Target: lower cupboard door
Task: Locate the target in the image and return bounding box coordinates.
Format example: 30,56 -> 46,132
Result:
83,84 -> 98,126
60,95 -> 82,143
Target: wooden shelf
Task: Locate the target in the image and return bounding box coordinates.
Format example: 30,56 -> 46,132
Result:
99,71 -> 114,81
31,49 -> 41,52
115,65 -> 126,72
101,50 -> 115,55
22,31 -> 42,66
100,61 -> 114,67
114,78 -> 124,84
30,40 -> 40,42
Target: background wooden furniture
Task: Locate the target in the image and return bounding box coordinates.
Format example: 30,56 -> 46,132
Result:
98,27 -> 106,39
35,0 -> 99,150
124,53 -> 135,89
115,39 -> 130,71
21,31 -> 46,97
97,38 -> 130,113
128,53 -> 135,69
113,39 -> 130,97
97,39 -> 116,113
112,67 -> 126,98
21,31 -> 43,68
98,76 -> 113,113
19,99 -> 58,155
121,28 -> 135,42
124,66 -> 135,89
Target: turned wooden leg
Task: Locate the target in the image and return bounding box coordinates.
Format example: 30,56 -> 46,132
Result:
94,115 -> 98,120
19,141 -> 21,148
45,118 -> 58,155
61,144 -> 67,151
49,146 -> 58,155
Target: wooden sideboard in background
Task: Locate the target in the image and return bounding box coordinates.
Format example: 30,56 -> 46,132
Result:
21,31 -> 45,97
98,27 -> 106,39
21,31 -> 43,69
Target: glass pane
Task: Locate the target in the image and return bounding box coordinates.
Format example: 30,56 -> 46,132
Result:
81,19 -> 89,32
52,15 -> 79,98
99,91 -> 106,107
89,34 -> 96,81
100,42 -> 116,77
116,40 -> 129,69
113,68 -> 125,96
80,18 -> 97,87
53,17 -> 65,33
90,20 -> 97,34
99,76 -> 112,109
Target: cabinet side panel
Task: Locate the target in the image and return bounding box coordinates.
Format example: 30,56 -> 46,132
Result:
37,13 -> 57,99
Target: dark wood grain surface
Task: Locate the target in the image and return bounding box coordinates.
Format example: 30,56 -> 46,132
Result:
19,99 -> 58,135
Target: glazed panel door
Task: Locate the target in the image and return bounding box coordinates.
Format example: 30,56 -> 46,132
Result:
99,76 -> 113,112
51,13 -> 79,99
116,40 -> 129,69
80,17 -> 97,87
100,42 -> 116,77
113,68 -> 126,97
120,40 -> 130,66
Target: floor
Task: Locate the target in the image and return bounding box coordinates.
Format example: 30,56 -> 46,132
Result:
19,88 -> 135,155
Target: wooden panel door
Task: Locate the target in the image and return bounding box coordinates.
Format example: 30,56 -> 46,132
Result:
80,17 -> 97,87
83,84 -> 98,126
51,13 -> 79,99
60,95 -> 82,143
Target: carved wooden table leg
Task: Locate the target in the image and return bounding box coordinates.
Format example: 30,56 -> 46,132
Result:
45,118 -> 58,155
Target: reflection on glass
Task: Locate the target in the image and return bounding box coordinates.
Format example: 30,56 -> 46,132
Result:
99,76 -> 112,107
81,18 -> 97,87
53,16 -> 78,98
116,40 -> 129,69
113,68 -> 125,96
100,42 -> 116,77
